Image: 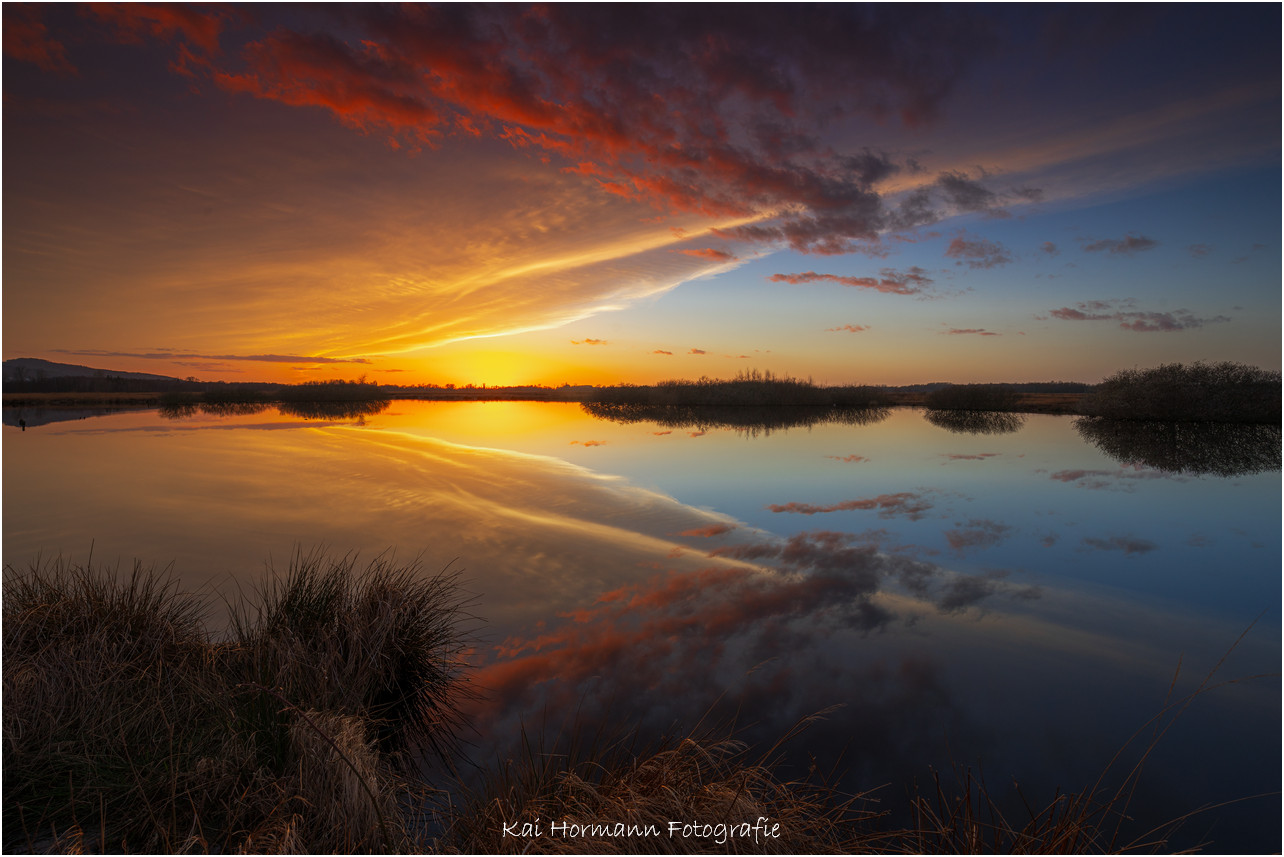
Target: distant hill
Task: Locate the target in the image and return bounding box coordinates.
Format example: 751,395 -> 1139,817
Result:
4,358 -> 179,384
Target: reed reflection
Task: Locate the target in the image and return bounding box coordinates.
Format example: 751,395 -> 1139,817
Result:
923,409 -> 1025,435
1073,417 -> 1282,477
581,402 -> 890,436
159,399 -> 391,421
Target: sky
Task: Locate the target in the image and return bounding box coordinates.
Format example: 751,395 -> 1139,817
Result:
3,3 -> 1280,387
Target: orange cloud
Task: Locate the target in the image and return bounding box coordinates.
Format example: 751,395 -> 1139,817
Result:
571,338 -> 608,345
679,248 -> 737,262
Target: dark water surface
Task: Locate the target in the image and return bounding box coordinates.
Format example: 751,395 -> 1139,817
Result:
4,402 -> 1279,851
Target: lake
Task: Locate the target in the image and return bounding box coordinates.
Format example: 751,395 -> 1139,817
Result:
4,400 -> 1279,851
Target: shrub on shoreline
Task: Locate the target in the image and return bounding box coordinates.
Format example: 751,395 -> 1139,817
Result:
1077,362 -> 1280,423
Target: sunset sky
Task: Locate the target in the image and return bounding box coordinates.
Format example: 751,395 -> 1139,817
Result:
4,3 -> 1280,387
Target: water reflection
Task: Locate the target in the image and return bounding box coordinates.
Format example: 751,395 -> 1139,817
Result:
923,409 -> 1025,434
581,402 -> 890,436
1074,417 -> 1282,477
159,399 -> 391,421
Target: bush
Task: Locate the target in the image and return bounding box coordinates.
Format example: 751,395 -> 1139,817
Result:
1078,362 -> 1280,423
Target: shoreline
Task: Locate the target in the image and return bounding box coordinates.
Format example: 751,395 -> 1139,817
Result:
1,390 -> 1090,415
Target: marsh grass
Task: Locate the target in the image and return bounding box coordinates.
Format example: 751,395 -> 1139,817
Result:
444,707 -> 883,854
3,551 -> 474,853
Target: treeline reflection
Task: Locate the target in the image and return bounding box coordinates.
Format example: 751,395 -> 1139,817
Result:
580,402 -> 891,436
159,399 -> 392,421
1074,417 -> 1281,477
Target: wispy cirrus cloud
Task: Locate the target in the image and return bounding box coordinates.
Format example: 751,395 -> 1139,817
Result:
54,348 -> 371,365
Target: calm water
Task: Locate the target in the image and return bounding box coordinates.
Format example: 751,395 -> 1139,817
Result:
4,401 -> 1280,850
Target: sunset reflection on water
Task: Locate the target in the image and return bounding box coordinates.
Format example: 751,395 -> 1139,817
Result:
3,401 -> 1278,850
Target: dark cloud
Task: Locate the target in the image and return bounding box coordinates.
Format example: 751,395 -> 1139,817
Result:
770,266 -> 933,296
936,170 -> 1002,214
945,234 -> 1012,269
1081,535 -> 1157,555
70,4 -> 1019,256
1044,301 -> 1229,332
1081,234 -> 1159,255
944,519 -> 1012,553
766,492 -> 934,520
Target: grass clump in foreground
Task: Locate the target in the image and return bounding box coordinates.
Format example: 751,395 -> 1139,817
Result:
3,551 -> 474,853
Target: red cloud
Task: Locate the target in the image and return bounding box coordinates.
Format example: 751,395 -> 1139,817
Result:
827,324 -> 870,333
83,5 -> 1004,253
86,3 -> 227,56
4,6 -> 76,74
677,524 -> 737,538
570,440 -> 606,447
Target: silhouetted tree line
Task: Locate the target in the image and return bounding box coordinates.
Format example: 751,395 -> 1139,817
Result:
1077,362 -> 1280,424
923,384 -> 1021,412
590,370 -> 892,408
